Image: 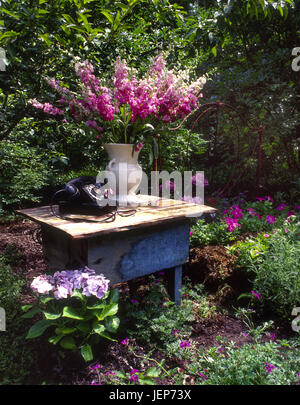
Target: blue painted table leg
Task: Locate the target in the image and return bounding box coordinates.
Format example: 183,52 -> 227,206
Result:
167,265 -> 182,306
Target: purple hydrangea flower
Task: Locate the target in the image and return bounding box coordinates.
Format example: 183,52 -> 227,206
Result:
31,275 -> 55,295
30,267 -> 109,301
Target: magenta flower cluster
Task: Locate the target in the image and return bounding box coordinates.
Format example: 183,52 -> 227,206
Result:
265,362 -> 276,373
30,267 -> 109,300
129,369 -> 139,383
29,54 -> 206,141
221,196 -> 300,233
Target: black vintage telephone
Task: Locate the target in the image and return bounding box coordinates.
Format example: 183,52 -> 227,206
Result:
50,176 -> 135,223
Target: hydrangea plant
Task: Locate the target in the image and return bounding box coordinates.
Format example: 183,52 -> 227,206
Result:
22,267 -> 119,362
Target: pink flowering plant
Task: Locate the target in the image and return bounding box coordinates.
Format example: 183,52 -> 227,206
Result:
29,54 -> 206,151
190,194 -> 300,247
22,267 -> 119,362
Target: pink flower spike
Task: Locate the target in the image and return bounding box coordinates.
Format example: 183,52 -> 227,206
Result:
263,234 -> 270,238
121,338 -> 129,345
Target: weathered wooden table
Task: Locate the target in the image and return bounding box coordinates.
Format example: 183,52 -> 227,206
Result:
17,196 -> 215,305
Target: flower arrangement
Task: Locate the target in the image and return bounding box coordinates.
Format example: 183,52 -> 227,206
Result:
29,54 -> 206,149
22,267 -> 120,362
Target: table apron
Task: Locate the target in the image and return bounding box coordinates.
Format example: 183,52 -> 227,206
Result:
41,220 -> 190,285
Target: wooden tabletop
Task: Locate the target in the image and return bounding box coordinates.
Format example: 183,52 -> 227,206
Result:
16,195 -> 216,240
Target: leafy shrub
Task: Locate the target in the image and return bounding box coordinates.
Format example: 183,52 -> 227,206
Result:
251,220 -> 300,319
230,217 -> 300,319
0,254 -> 40,384
125,276 -> 195,350
190,197 -> 300,247
0,257 -> 24,318
190,218 -> 237,247
189,339 -> 300,385
0,141 -> 51,209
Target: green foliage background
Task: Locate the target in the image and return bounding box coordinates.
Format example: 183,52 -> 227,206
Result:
0,0 -> 299,210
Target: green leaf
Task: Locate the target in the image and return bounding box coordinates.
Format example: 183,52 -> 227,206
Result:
0,8 -> 20,20
86,302 -> 105,310
76,322 -> 92,334
39,34 -> 53,46
93,324 -> 105,335
21,305 -> 33,312
145,367 -> 161,378
21,307 -> 41,319
40,296 -> 54,305
62,306 -> 85,320
237,293 -> 252,301
59,336 -> 77,350
81,344 -> 93,362
139,376 -> 155,385
48,335 -> 63,345
98,303 -> 118,320
43,310 -> 62,320
26,319 -> 54,339
101,10 -> 114,25
211,46 -> 217,57
104,316 -> 120,333
277,5 -> 284,17
109,288 -> 119,304
96,331 -> 116,342
55,327 -> 77,335
71,289 -> 86,302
